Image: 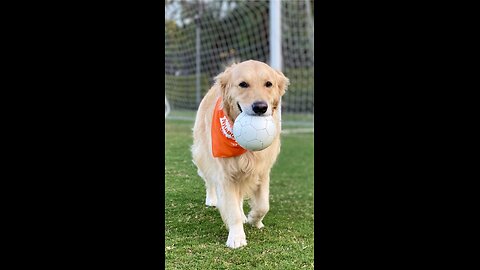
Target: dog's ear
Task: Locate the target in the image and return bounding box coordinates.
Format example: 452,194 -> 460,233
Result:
214,64 -> 236,118
275,70 -> 290,96
214,64 -> 235,97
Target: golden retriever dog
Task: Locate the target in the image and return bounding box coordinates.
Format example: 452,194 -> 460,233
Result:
191,60 -> 289,248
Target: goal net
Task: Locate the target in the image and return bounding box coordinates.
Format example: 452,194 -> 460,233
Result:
165,0 -> 314,117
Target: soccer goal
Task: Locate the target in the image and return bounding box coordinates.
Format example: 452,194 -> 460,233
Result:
165,95 -> 171,118
165,0 -> 314,120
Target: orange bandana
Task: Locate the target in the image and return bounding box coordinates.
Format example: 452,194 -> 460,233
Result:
211,97 -> 247,158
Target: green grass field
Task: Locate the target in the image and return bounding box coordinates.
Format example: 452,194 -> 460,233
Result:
165,117 -> 314,269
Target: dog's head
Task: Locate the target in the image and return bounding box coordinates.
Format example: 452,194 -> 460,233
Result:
214,60 -> 289,121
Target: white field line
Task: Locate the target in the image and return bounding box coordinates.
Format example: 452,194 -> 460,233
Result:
166,115 -> 195,121
281,127 -> 314,134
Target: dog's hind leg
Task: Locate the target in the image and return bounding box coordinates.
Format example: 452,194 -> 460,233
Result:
204,174 -> 217,207
194,167 -> 217,207
191,150 -> 217,207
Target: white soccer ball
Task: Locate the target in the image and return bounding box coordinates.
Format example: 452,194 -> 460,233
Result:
233,112 -> 277,151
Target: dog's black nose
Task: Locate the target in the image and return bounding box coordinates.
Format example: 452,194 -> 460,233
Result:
252,101 -> 268,115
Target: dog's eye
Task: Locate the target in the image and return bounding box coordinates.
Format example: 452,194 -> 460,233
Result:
238,82 -> 249,88
265,81 -> 272,87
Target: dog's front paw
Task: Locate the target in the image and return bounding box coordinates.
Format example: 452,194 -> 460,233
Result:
226,232 -> 247,249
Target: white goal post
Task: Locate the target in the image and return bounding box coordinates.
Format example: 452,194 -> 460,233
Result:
165,95 -> 171,118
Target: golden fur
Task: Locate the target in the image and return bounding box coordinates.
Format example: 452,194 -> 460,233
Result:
191,60 -> 289,248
